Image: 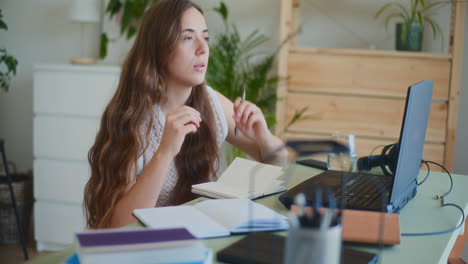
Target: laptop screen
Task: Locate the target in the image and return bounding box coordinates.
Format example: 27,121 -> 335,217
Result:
389,81 -> 433,207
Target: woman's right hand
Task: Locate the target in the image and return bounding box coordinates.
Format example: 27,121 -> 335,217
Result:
158,106 -> 202,158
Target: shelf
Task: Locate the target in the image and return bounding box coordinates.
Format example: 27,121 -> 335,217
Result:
291,47 -> 452,60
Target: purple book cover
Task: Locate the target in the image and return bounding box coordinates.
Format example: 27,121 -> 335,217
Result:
76,228 -> 196,249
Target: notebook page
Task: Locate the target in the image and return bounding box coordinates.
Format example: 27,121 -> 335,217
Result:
194,199 -> 288,233
133,206 -> 230,239
192,182 -> 247,198
217,158 -> 283,192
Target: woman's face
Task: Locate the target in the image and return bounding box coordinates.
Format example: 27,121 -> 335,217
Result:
167,7 -> 209,88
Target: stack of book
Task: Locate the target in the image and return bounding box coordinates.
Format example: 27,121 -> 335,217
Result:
74,228 -> 212,264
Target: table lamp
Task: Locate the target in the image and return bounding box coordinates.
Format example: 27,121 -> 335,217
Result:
69,0 -> 101,64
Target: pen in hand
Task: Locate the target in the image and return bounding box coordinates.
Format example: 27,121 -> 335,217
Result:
234,89 -> 246,136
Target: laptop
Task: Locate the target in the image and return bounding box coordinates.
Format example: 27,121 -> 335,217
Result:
279,81 -> 434,213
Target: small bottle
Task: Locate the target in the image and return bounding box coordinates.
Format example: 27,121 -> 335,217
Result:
348,134 -> 358,172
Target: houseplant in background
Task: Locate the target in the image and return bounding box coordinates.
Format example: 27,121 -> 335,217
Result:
374,0 -> 449,51
207,2 -> 308,163
100,0 -> 159,59
0,9 -> 18,92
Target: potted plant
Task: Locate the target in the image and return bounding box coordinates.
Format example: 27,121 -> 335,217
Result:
100,0 -> 159,59
207,2 -> 310,163
374,0 -> 449,51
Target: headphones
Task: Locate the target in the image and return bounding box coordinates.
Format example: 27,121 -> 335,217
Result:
357,143 -> 399,177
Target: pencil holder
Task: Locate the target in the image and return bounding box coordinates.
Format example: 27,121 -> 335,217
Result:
284,224 -> 342,264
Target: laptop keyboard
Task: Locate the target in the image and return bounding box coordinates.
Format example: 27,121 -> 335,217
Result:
334,173 -> 393,208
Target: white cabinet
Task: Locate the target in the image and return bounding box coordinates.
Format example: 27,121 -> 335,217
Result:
33,64 -> 120,251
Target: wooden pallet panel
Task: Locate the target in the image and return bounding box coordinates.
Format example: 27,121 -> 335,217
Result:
285,93 -> 447,143
287,51 -> 451,101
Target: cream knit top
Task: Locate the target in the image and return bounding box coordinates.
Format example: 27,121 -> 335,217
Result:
136,86 -> 228,207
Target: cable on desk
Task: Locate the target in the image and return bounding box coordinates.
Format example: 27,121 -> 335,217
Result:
401,203 -> 465,236
402,160 -> 464,237
417,161 -> 430,186
424,161 -> 453,198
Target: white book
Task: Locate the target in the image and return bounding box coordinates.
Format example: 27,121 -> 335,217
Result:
78,243 -> 209,264
133,199 -> 289,239
191,157 -> 286,199
75,228 -> 208,264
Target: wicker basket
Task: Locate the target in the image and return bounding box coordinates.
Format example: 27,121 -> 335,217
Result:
0,172 -> 33,244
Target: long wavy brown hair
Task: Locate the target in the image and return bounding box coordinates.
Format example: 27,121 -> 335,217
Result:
84,0 -> 218,229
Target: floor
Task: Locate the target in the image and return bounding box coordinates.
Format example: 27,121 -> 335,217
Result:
0,241 -> 49,264
0,215 -> 49,264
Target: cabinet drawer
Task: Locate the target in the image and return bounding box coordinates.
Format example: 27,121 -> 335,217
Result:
34,159 -> 89,203
34,116 -> 100,160
34,201 -> 86,245
34,69 -> 118,117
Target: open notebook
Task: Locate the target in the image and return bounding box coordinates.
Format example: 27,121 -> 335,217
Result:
191,158 -> 285,199
133,199 -> 288,239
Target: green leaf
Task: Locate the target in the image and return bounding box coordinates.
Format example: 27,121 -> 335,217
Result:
425,16 -> 445,49
420,1 -> 447,14
0,9 -> 8,31
213,1 -> 229,22
133,0 -> 146,16
0,20 -> 7,31
410,0 -> 419,21
0,48 -> 18,92
416,11 -> 423,26
375,3 -> 410,22
99,33 -> 109,59
394,3 -> 411,21
383,13 -> 406,31
419,0 -> 426,8
103,0 -> 159,43
106,0 -> 122,18
120,2 -> 134,35
425,17 -> 437,39
435,21 -> 444,50
374,3 -> 397,19
126,26 -> 137,39
284,107 -> 309,131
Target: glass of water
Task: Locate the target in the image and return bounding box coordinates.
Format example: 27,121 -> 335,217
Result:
327,132 -> 357,172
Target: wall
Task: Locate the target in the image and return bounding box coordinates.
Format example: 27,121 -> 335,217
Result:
0,0 -> 466,174
0,0 -> 100,172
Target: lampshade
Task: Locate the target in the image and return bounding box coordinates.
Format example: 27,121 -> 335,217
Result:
70,0 -> 100,23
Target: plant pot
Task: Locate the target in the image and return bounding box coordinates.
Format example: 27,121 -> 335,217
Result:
396,22 -> 423,51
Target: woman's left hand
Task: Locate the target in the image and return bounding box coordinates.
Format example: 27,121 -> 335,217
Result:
233,97 -> 271,143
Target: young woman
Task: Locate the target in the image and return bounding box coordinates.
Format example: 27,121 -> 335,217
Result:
84,0 -> 287,229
